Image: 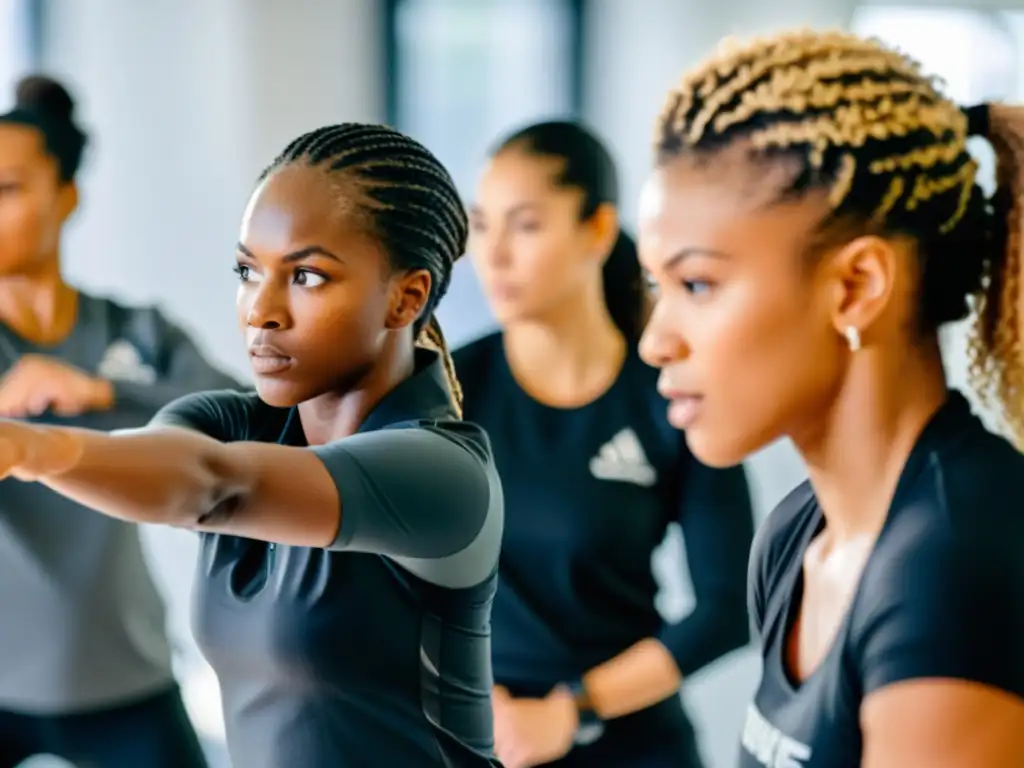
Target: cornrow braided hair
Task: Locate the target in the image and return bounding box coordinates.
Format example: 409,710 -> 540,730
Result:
655,29 -> 1024,447
261,123 -> 468,415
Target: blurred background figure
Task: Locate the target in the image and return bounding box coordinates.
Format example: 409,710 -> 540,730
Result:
0,74 -> 237,768
1,1 -> 1022,766
457,120 -> 754,768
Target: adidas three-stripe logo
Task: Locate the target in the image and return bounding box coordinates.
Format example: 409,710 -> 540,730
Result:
588,428 -> 657,487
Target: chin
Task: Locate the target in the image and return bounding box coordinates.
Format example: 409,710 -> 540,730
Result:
683,427 -> 763,469
252,378 -> 307,409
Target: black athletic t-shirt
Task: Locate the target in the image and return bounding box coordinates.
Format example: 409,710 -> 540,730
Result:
740,391 -> 1024,768
152,350 -> 503,768
454,333 -> 754,740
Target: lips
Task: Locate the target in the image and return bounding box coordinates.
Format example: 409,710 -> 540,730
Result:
248,342 -> 294,376
658,380 -> 704,430
666,395 -> 703,429
489,283 -> 521,302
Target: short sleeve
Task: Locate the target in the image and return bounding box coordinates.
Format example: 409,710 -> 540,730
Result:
854,526 -> 1024,700
310,424 -> 502,590
149,390 -> 259,443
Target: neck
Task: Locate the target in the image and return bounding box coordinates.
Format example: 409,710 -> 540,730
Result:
793,338 -> 948,547
0,259 -> 78,345
298,332 -> 417,445
503,282 -> 625,407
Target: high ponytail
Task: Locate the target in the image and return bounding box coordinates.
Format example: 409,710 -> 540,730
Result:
601,230 -> 647,341
967,103 -> 1024,447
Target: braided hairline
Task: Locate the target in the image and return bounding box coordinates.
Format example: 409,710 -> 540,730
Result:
265,124 -> 467,416
659,33 -> 975,231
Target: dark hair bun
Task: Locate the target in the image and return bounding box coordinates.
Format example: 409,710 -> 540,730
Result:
15,76 -> 76,125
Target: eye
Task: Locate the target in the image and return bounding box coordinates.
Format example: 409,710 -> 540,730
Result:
643,272 -> 660,298
233,264 -> 251,281
682,279 -> 715,296
294,269 -> 327,288
513,220 -> 541,233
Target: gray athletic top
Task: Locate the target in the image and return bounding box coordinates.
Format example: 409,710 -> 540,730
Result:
0,292 -> 240,713
152,349 -> 504,767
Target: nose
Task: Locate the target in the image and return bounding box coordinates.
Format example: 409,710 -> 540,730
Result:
242,283 -> 291,330
639,299 -> 689,368
472,229 -> 513,271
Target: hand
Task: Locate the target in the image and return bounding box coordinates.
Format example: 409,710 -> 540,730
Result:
0,355 -> 113,418
492,686 -> 577,768
0,419 -> 83,481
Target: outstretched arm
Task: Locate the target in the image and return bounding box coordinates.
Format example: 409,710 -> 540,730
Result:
0,390 -> 494,565
0,418 -> 341,547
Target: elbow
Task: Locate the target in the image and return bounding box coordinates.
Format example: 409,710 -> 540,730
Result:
668,594 -> 752,676
170,442 -> 250,529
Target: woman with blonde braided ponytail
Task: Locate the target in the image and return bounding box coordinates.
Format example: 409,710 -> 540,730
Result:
639,29 -> 1024,767
0,123 -> 504,767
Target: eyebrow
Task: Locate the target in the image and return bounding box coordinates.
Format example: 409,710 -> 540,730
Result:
469,202 -> 541,218
236,243 -> 342,263
664,248 -> 731,269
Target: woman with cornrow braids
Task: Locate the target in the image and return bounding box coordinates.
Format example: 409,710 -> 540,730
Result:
639,30 -> 1024,767
0,122 -> 504,768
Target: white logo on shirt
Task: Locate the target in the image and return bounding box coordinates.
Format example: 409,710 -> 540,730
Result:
96,340 -> 157,384
588,428 -> 657,487
741,704 -> 812,768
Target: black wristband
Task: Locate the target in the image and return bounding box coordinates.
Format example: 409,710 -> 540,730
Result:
564,679 -> 604,745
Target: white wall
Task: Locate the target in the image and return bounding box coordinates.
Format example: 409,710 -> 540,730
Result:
0,0 -> 33,105
46,0 -> 384,382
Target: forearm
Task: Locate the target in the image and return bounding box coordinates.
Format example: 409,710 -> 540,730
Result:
581,638 -> 683,720
25,423 -> 341,546
27,424 -> 245,526
657,596 -> 751,679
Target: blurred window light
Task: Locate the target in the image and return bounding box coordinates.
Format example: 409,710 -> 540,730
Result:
390,0 -> 578,195
0,0 -> 34,109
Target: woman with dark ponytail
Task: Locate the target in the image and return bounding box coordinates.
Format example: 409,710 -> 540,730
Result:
454,120 -> 755,767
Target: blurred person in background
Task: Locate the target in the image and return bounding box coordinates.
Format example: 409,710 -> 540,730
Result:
640,30 -> 1024,768
456,120 -> 755,768
0,75 -> 239,767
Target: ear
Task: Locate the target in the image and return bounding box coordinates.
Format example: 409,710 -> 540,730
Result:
385,268 -> 432,331
586,202 -> 620,265
57,182 -> 78,224
825,235 -> 898,347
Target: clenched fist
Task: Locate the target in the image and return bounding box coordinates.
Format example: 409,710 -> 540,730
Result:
0,355 -> 113,418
